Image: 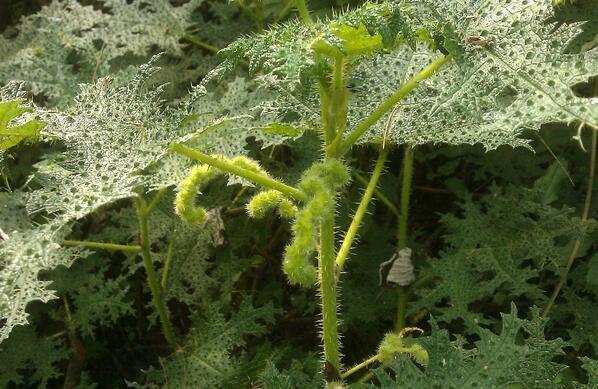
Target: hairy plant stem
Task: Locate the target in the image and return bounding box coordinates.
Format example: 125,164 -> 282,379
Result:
320,213 -> 341,376
336,148 -> 388,273
354,171 -> 399,217
171,144 -> 306,201
63,240 -> 142,252
332,55 -> 452,157
340,355 -> 379,380
542,126 -> 596,317
134,195 -> 179,348
317,51 -> 344,384
329,56 -> 348,147
396,145 -> 414,331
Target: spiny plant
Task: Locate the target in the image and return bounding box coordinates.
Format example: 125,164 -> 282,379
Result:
0,0 -> 596,387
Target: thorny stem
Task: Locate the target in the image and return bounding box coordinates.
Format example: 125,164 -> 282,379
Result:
328,56 -> 348,149
336,149 -> 388,273
542,127 -> 596,317
135,195 -> 179,348
320,213 -> 341,377
317,31 -> 344,383
333,55 -> 452,157
171,144 -> 306,201
63,240 -> 142,253
396,145 -> 414,331
354,171 -> 399,217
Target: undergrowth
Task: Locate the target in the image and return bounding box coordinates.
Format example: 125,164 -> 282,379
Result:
0,0 -> 596,388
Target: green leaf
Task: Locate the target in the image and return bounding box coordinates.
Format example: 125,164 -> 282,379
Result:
410,179 -> 594,332
0,222 -> 86,343
0,100 -> 44,152
352,0 -> 596,149
0,325 -> 69,387
361,305 -> 568,388
0,0 -> 204,107
533,161 -> 569,205
153,298 -> 280,388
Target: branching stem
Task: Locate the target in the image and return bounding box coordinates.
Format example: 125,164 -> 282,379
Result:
336,148 -> 388,273
333,55 -> 452,156
542,127 -> 596,317
171,144 -> 306,201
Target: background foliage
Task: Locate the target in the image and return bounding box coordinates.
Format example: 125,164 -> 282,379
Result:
0,0 -> 596,388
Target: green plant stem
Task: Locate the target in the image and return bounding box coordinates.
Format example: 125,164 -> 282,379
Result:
336,149 -> 388,273
318,58 -> 344,379
542,127 -> 596,317
319,213 -> 341,377
397,146 -> 414,250
330,56 -> 347,142
63,240 -> 142,253
396,145 -> 414,331
253,0 -> 265,30
161,233 -> 176,290
295,0 -> 313,25
354,171 -> 399,217
275,0 -> 296,23
181,34 -> 220,54
135,195 -> 179,348
146,188 -> 167,214
340,355 -> 379,379
333,55 -> 452,156
396,286 -> 408,330
171,144 -> 306,201
358,371 -> 375,384
181,35 -> 249,67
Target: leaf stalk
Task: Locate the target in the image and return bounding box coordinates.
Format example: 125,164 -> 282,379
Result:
333,55 -> 452,156
171,143 -> 306,201
336,148 -> 388,273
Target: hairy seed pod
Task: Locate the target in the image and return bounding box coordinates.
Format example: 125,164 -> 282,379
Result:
283,243 -> 318,287
278,198 -> 298,219
175,165 -> 218,224
247,190 -> 282,218
175,155 -> 269,224
281,159 -> 349,287
377,331 -> 428,366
